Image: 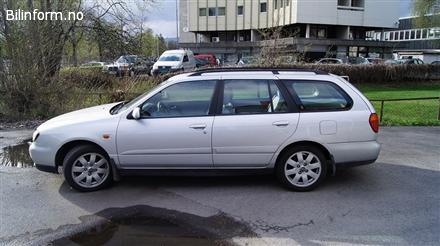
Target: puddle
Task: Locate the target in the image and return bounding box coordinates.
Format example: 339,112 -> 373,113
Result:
52,205 -> 256,246
0,140 -> 34,168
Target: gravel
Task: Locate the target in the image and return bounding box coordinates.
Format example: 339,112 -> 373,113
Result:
0,119 -> 44,130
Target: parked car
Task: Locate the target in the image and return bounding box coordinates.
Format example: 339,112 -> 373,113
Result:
103,55 -> 137,76
195,54 -> 218,66
151,49 -> 196,76
194,57 -> 210,68
344,56 -> 370,65
315,58 -> 343,64
366,58 -> 384,64
397,58 -> 424,64
30,68 -> 380,192
128,57 -> 154,77
384,59 -> 399,65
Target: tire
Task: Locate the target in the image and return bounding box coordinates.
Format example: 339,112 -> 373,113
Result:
63,145 -> 113,192
276,145 -> 327,191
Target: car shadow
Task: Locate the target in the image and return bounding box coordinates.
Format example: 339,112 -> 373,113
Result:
56,162 -> 439,245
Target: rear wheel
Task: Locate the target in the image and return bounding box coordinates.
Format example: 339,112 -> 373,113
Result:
63,145 -> 113,192
276,145 -> 327,191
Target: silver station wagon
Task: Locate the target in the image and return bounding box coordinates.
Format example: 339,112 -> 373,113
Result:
29,68 -> 380,192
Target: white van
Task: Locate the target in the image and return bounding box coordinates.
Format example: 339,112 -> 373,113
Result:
151,49 -> 196,76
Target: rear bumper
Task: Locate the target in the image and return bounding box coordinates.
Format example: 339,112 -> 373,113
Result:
328,140 -> 381,166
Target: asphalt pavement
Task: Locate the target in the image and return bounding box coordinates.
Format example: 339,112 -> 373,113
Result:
0,127 -> 439,245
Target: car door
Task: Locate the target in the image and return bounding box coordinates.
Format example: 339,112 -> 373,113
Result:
116,80 -> 217,168
212,77 -> 299,167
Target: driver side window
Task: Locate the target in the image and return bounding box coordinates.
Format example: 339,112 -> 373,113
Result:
140,80 -> 216,118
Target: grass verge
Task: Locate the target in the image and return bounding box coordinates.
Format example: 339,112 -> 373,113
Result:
356,82 -> 440,126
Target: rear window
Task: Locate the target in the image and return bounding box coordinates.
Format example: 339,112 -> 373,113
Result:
285,81 -> 353,111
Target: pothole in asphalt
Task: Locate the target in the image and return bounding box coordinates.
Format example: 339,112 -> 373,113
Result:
51,205 -> 256,246
0,139 -> 33,168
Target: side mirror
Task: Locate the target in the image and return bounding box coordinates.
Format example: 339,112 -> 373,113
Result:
132,107 -> 141,119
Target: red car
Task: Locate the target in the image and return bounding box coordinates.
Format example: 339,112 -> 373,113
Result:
195,54 -> 218,66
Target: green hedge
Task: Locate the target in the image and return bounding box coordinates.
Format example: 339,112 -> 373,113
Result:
259,64 -> 440,84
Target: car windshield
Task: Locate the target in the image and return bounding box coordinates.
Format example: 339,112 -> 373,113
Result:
158,54 -> 182,62
116,56 -> 136,64
110,81 -> 168,115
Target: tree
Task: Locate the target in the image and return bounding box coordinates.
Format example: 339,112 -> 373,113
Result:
413,0 -> 440,27
0,0 -> 157,118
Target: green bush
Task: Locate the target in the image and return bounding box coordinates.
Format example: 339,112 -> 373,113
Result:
59,67 -> 116,89
255,64 -> 440,84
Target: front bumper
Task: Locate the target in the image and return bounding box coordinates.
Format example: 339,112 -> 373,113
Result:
151,67 -> 181,76
29,142 -> 57,173
35,164 -> 58,173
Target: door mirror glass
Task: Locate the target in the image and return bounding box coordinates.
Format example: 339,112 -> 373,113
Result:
132,107 -> 141,119
183,55 -> 189,62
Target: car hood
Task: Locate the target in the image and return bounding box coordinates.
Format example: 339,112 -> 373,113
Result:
37,102 -> 120,132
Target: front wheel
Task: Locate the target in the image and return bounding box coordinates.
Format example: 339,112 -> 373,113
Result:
63,145 -> 113,192
276,145 -> 327,191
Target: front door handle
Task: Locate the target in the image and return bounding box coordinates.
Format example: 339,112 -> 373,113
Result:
273,121 -> 289,127
189,124 -> 207,130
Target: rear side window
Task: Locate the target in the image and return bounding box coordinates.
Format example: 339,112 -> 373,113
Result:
285,81 -> 352,111
222,80 -> 288,115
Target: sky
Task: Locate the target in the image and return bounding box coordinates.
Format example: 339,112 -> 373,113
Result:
146,0 -> 414,38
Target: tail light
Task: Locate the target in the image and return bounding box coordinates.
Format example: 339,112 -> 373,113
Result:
369,113 -> 379,133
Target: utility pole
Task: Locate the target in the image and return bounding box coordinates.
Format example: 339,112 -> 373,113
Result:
176,0 -> 179,48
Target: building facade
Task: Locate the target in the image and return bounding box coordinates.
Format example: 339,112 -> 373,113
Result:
179,0 -> 400,63
367,15 -> 440,63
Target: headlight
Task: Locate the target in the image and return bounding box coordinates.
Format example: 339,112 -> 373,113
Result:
32,131 -> 40,142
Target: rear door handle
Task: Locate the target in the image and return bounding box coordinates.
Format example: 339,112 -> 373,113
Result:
189,124 -> 207,130
273,121 -> 289,127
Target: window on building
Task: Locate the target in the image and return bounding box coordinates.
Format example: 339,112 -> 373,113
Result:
208,7 -> 216,16
428,28 -> 440,38
410,30 -> 415,39
399,31 -> 404,40
416,30 -> 421,39
310,26 -> 327,39
218,7 -> 225,16
389,32 -> 394,41
199,8 -> 206,16
338,0 -> 349,6
422,29 -> 428,39
237,6 -> 243,15
349,46 -> 358,57
405,31 -> 410,40
351,0 -> 364,8
260,2 -> 267,12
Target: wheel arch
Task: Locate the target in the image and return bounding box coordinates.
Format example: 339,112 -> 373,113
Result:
275,141 -> 334,169
55,140 -> 109,167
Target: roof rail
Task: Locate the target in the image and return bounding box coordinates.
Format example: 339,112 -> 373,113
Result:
189,67 -> 328,76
